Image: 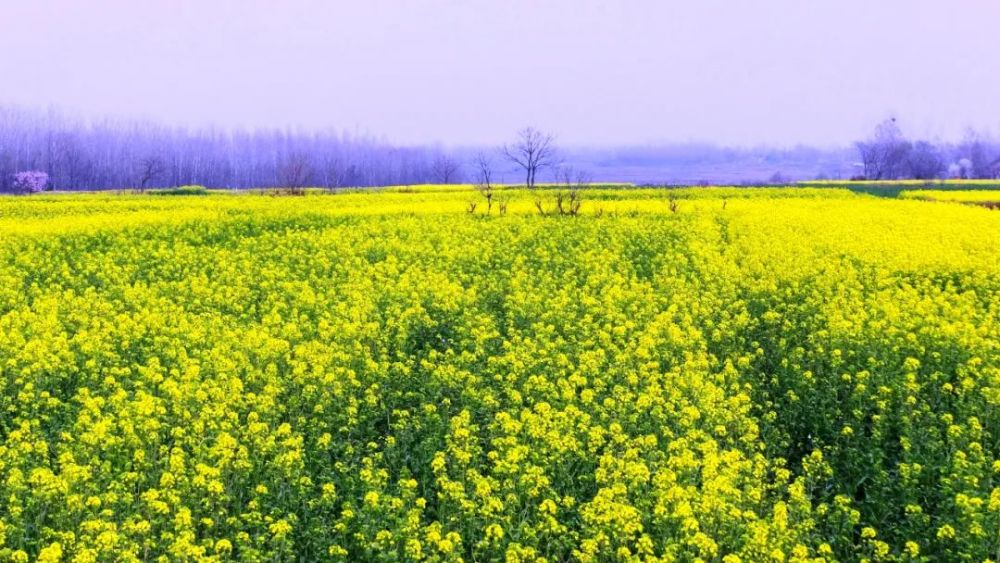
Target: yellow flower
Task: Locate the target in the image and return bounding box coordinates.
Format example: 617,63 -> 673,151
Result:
215,539 -> 233,554
485,523 -> 504,541
37,543 -> 63,563
269,519 -> 293,539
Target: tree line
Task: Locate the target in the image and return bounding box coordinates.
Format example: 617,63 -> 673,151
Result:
0,105 -> 468,192
6,104 -> 999,192
855,118 -> 1000,180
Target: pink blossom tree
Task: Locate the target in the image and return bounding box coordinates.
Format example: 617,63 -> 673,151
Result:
12,171 -> 49,194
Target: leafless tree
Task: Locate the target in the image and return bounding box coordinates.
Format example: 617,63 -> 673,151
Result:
431,154 -> 461,184
473,151 -> 494,190
471,151 -> 498,212
958,129 -> 997,179
136,155 -> 165,191
554,190 -> 582,216
907,141 -> 945,180
554,164 -> 574,187
279,152 -> 313,193
553,165 -> 591,189
856,118 -> 911,180
320,153 -> 346,190
53,131 -> 89,190
557,167 -> 589,215
532,165 -> 591,216
503,127 -> 556,189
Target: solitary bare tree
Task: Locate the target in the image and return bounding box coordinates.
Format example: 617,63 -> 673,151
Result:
503,127 -> 556,189
431,154 -> 460,184
136,155 -> 165,191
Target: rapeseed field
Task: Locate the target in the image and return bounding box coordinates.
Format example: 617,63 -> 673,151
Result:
0,187 -> 998,561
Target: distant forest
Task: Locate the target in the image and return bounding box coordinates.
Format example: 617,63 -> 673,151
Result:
2,105 -> 999,192
0,105 -> 457,192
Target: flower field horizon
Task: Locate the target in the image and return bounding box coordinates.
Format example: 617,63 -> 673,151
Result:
1,186 -> 999,561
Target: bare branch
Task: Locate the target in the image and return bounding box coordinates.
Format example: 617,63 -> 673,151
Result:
502,127 -> 556,189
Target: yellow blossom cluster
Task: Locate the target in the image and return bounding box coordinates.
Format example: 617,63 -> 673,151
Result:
0,186 -> 998,560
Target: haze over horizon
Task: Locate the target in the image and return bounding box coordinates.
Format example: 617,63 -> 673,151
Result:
2,0 -> 999,147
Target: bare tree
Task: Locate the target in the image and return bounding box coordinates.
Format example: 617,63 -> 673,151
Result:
431,154 -> 461,184
553,164 -> 591,190
557,166 -> 588,215
553,164 -> 575,187
473,151 -> 497,212
320,153 -> 345,190
908,141 -> 945,180
279,152 -> 313,193
136,155 -> 165,191
503,127 -> 556,189
554,190 -> 582,216
55,132 -> 90,190
856,118 -> 911,180
533,164 -> 590,216
473,151 -> 494,190
958,129 -> 997,179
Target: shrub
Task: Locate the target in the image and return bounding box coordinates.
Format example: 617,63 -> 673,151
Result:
148,185 -> 209,196
12,170 -> 49,194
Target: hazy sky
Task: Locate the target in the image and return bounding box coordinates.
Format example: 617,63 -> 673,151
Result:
2,0 -> 998,146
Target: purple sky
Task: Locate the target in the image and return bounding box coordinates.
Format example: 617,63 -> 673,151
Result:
2,0 -> 998,146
